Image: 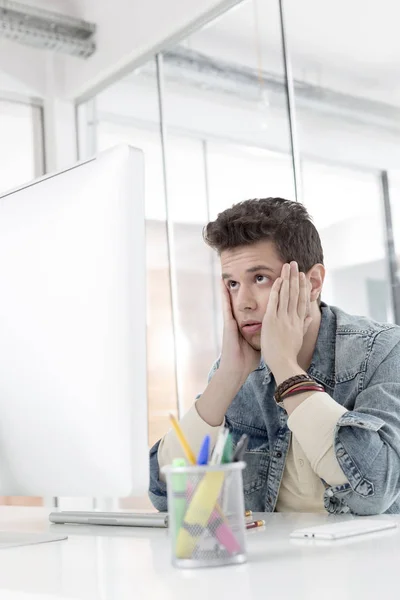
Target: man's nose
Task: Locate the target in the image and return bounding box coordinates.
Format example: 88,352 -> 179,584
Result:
237,286 -> 257,312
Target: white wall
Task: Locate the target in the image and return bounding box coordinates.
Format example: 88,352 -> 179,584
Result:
0,39 -> 47,97
43,54 -> 78,171
330,260 -> 389,320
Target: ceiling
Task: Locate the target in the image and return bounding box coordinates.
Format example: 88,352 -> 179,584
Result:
18,0 -> 83,18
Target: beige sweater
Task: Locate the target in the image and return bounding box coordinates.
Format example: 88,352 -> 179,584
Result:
158,392 -> 348,512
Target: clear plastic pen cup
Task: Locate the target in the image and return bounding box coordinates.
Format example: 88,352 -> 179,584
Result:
162,462 -> 247,569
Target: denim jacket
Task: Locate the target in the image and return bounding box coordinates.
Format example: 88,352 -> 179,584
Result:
149,303 -> 400,515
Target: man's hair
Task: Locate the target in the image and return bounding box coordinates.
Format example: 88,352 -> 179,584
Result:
203,197 -> 324,273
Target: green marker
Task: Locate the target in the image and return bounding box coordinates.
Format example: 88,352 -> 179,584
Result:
221,432 -> 233,514
171,458 -> 187,544
221,432 -> 233,464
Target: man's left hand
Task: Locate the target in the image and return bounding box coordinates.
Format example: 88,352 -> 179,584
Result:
261,261 -> 312,385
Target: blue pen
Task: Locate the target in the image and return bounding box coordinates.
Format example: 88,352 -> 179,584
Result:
197,434 -> 210,465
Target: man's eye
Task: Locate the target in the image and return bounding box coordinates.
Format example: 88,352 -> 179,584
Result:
255,275 -> 268,283
229,281 -> 238,289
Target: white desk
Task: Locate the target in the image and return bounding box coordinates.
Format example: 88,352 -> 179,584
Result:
0,507 -> 398,600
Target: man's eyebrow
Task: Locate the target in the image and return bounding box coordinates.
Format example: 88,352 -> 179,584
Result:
221,265 -> 275,280
246,265 -> 276,274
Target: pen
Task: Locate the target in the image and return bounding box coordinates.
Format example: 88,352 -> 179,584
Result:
197,434 -> 210,465
221,432 -> 233,464
210,428 -> 230,465
246,520 -> 265,530
232,434 -> 248,462
169,413 -> 196,465
220,431 -> 232,515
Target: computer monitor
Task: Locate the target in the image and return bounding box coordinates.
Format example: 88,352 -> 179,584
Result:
0,144 -> 148,497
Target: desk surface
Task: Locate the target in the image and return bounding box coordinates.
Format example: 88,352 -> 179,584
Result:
0,507 -> 398,600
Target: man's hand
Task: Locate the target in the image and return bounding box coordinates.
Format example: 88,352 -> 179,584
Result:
261,261 -> 311,385
219,281 -> 261,388
195,282 -> 260,427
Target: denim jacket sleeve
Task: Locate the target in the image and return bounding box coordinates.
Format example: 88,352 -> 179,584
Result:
148,360 -> 220,511
148,439 -> 168,512
325,331 -> 400,515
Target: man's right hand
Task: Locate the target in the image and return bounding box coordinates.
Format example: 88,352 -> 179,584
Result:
195,282 -> 261,427
218,281 -> 261,389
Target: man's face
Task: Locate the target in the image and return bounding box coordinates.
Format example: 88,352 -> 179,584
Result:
221,240 -> 285,351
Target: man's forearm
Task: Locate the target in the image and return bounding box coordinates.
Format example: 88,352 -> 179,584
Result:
287,392 -> 348,485
195,369 -> 244,426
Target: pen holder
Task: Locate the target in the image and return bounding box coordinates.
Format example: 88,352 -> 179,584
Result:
162,462 -> 247,569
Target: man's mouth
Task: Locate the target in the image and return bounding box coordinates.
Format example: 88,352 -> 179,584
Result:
241,321 -> 262,334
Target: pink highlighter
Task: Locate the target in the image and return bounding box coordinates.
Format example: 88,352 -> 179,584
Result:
186,481 -> 241,555
208,507 -> 242,554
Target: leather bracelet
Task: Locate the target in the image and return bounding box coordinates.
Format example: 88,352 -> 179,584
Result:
282,384 -> 324,400
281,380 -> 318,396
274,374 -> 315,402
281,380 -> 324,395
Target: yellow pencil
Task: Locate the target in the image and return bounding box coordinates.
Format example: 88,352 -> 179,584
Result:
169,413 -> 196,465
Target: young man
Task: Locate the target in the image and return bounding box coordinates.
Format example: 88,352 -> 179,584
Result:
149,198 -> 400,515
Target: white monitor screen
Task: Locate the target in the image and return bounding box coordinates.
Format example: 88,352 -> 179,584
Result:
0,145 -> 148,497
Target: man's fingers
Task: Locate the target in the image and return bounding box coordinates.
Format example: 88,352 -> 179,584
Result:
266,276 -> 282,318
298,271 -> 308,319
277,263 -> 290,316
220,280 -> 234,323
288,261 -> 299,315
303,315 -> 313,335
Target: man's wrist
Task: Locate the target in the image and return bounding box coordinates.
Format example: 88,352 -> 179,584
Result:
270,360 -> 306,386
213,367 -> 246,395
216,366 -> 248,392
283,393 -> 313,416
195,369 -> 243,427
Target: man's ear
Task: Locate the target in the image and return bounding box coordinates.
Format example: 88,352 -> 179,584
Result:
307,264 -> 325,302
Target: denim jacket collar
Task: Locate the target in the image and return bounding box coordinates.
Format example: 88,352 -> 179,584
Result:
261,302 -> 337,391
